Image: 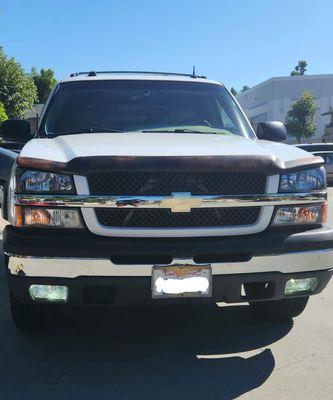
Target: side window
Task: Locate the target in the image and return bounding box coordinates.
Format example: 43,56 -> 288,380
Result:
219,107 -> 235,130
250,113 -> 269,131
325,154 -> 333,164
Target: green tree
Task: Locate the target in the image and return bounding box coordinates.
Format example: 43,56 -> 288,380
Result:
230,87 -> 238,96
30,67 -> 57,103
241,85 -> 250,92
285,90 -> 318,143
0,47 -> 37,118
0,102 -> 7,124
290,60 -> 307,76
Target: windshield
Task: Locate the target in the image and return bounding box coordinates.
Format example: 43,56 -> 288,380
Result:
40,80 -> 254,138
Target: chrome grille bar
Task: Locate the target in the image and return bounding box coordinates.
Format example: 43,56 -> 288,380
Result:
14,191 -> 327,211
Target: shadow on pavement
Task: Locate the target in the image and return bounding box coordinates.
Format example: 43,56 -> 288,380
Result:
0,293 -> 293,400
0,239 -> 293,399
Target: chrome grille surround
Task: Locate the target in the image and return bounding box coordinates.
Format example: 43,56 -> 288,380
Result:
77,174 -> 278,237
86,170 -> 266,229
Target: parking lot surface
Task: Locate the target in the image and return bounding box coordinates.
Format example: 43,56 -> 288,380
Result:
0,191 -> 332,400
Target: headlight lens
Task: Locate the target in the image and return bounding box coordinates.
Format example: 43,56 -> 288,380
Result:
19,170 -> 74,193
272,204 -> 327,226
15,207 -> 83,228
279,167 -> 326,192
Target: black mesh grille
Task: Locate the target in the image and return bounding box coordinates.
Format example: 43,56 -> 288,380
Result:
88,171 -> 266,196
95,207 -> 261,228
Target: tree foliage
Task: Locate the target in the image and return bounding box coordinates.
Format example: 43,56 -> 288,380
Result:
230,87 -> 238,96
241,85 -> 250,92
285,90 -> 317,143
0,47 -> 37,118
290,60 -> 307,76
0,102 -> 7,124
30,67 -> 57,103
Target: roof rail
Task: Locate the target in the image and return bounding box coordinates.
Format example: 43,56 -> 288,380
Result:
69,70 -> 207,79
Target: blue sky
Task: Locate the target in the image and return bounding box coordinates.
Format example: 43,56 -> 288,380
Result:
0,0 -> 332,90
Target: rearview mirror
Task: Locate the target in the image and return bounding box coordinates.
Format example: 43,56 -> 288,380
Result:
256,121 -> 287,142
0,120 -> 32,142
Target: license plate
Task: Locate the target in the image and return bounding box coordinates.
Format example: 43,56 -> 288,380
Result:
152,264 -> 212,298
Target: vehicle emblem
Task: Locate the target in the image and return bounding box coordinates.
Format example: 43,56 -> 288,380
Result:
160,192 -> 202,213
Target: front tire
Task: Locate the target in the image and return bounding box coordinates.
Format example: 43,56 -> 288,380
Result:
10,292 -> 46,331
249,297 -> 309,321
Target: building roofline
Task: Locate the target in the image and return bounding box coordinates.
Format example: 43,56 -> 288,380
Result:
237,73 -> 333,97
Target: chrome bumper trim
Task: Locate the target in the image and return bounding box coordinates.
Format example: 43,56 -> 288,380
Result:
14,191 -> 327,210
7,249 -> 333,278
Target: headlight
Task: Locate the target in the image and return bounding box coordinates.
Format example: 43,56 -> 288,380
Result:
18,170 -> 74,193
7,167 -> 82,229
15,207 -> 83,228
272,204 -> 327,226
279,167 -> 326,192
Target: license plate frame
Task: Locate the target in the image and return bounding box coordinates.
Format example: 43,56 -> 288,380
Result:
152,264 -> 212,299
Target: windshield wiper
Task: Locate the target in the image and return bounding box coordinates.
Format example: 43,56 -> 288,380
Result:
142,128 -> 216,134
47,127 -> 123,136
76,127 -> 123,133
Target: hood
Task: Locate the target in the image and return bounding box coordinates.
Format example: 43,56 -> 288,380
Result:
20,132 -> 316,167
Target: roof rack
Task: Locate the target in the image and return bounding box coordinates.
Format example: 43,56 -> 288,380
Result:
69,70 -> 207,79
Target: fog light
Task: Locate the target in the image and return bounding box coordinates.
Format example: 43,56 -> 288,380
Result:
285,278 -> 319,296
29,285 -> 68,302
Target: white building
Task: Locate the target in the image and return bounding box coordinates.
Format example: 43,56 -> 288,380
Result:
236,74 -> 333,143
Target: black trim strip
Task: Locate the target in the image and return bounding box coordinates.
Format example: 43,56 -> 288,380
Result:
3,225 -> 333,259
6,269 -> 333,305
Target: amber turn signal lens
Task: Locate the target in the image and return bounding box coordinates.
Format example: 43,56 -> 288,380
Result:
24,208 -> 51,226
14,206 -> 23,227
322,202 -> 328,224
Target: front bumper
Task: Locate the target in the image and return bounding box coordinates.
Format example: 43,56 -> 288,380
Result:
7,250 -> 333,277
4,225 -> 333,305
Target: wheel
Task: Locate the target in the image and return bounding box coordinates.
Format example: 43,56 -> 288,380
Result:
10,292 -> 46,331
249,297 -> 309,321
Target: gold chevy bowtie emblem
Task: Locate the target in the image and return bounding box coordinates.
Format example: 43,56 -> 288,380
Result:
160,192 -> 203,212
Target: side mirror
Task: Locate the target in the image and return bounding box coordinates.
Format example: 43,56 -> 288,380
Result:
0,120 -> 32,143
256,121 -> 287,142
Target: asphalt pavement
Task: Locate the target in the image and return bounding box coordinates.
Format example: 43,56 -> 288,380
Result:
0,191 -> 332,399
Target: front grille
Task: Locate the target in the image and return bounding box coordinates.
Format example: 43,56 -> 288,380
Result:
95,207 -> 261,228
89,171 -> 266,230
88,171 -> 266,195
